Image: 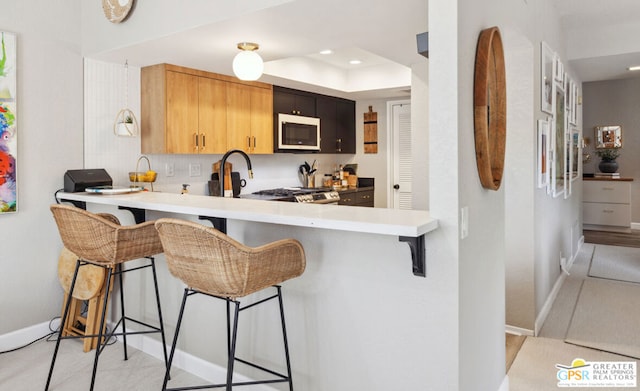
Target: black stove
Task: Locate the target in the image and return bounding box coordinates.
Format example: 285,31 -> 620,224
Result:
252,187 -> 340,204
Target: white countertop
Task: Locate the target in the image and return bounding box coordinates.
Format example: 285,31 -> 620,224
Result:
57,191 -> 438,238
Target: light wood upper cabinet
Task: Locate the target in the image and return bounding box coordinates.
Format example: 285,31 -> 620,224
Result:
141,63 -> 273,155
165,71 -> 199,153
198,77 -> 227,154
226,82 -> 273,154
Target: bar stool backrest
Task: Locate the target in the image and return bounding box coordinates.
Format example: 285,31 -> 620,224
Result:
50,204 -> 163,266
155,218 -> 306,299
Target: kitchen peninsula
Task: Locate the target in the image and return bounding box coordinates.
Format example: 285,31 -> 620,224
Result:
57,190 -> 437,276
54,190 -> 439,390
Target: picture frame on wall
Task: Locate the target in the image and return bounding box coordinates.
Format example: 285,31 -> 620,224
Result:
537,119 -> 550,189
571,82 -> 579,125
540,42 -> 555,114
0,31 -> 17,213
564,117 -> 572,199
554,54 -> 564,84
566,78 -> 574,125
571,127 -> 580,181
552,82 -> 566,198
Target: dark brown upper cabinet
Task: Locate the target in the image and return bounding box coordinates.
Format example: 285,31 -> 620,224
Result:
273,86 -> 316,117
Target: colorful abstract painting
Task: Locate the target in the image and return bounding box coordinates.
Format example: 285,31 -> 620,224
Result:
0,32 -> 16,213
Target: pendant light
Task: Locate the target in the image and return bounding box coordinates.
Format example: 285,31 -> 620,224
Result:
113,60 -> 139,137
232,42 -> 264,81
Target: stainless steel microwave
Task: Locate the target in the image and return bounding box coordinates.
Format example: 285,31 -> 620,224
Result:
276,113 -> 320,152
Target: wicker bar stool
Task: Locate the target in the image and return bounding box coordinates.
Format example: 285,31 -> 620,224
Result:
154,218 -> 306,391
46,204 -> 169,391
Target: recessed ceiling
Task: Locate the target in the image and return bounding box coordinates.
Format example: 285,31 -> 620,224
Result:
89,0 -> 427,99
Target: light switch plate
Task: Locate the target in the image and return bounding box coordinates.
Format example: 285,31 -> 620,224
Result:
460,206 -> 469,239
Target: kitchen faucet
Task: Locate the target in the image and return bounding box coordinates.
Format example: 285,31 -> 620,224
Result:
219,149 -> 253,197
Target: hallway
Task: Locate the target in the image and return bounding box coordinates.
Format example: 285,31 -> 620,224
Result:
507,242 -> 640,389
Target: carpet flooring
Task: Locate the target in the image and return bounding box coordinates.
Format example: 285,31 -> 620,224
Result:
565,278 -> 640,359
509,242 -> 640,390
0,338 -> 207,391
589,244 -> 640,283
509,337 -> 639,391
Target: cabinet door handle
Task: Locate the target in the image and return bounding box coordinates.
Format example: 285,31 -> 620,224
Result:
252,136 -> 256,150
602,187 -> 614,191
201,134 -> 206,148
194,133 -> 199,151
247,136 -> 251,150
602,210 -> 614,213
336,138 -> 342,152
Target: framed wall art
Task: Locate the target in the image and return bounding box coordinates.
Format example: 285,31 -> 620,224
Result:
537,119 -> 550,190
571,127 -> 580,181
595,125 -> 622,149
0,31 -> 17,213
554,54 -> 564,84
552,82 -> 566,198
540,42 -> 555,114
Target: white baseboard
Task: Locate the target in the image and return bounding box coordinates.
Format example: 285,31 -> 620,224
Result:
497,375 -> 509,391
0,320 -> 60,352
533,239 -> 583,336
631,222 -> 640,230
534,266 -> 567,336
505,325 -> 534,336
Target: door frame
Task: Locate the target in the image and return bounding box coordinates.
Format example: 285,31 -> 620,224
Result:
386,99 -> 411,208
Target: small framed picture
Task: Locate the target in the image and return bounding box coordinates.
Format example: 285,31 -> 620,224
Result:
554,55 -> 564,84
552,83 -> 566,198
537,119 -> 550,189
571,127 -> 580,182
540,42 -> 555,114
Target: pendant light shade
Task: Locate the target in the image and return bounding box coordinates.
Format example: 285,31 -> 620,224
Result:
232,42 -> 264,81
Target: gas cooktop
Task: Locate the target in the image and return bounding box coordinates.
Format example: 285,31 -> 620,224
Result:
253,187 -> 324,197
251,187 -> 339,204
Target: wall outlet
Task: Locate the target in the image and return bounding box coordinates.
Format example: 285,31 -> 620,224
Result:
165,163 -> 175,177
189,163 -> 201,177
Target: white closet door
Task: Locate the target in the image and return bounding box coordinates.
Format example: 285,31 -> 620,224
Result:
391,102 -> 412,209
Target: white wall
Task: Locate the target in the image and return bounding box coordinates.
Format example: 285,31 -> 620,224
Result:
432,0 -> 584,388
0,0 -> 84,334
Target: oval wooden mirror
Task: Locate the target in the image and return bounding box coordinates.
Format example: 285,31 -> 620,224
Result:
473,26 -> 506,191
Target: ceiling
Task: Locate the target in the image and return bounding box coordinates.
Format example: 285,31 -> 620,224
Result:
90,0 -> 640,97
91,0 -> 427,100
555,0 -> 640,82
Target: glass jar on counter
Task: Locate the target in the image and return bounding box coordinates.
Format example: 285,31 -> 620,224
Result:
323,174 -> 333,188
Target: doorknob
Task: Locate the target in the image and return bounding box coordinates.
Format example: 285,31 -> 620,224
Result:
393,184 -> 400,189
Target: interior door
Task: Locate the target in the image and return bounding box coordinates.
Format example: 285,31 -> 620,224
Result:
390,102 -> 412,209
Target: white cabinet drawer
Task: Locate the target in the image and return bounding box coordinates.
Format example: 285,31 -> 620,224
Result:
583,181 -> 630,204
583,202 -> 630,226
